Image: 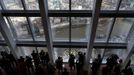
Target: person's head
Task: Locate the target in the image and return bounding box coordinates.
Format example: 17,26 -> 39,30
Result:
32,50 -> 35,53
20,56 -> 23,59
97,54 -> 101,58
119,59 -> 123,63
58,56 -> 61,59
41,50 -> 44,52
84,52 -> 86,55
1,51 -> 4,57
26,56 -> 29,59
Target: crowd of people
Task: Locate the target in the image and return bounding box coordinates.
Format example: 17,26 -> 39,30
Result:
0,50 -> 133,75
91,54 -> 133,75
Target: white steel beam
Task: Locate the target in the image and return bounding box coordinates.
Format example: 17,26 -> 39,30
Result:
38,0 -> 54,63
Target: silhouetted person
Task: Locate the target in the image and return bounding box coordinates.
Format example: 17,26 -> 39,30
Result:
31,50 -> 40,69
97,54 -> 102,68
113,59 -> 123,75
91,59 -> 99,75
44,52 -> 50,64
39,50 -> 45,63
76,60 -> 80,75
36,64 -> 44,75
47,62 -> 56,75
1,52 -> 13,75
62,68 -> 69,75
106,54 -> 118,70
68,54 -> 75,70
8,52 -> 16,72
55,57 -> 63,72
25,56 -> 34,75
122,67 -> 133,75
78,52 -> 84,69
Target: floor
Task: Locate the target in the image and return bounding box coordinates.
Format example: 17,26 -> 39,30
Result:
1,64 -> 107,75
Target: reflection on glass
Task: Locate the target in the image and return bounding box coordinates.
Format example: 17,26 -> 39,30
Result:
120,0 -> 134,10
50,17 -> 69,41
18,47 -> 48,57
101,0 -> 118,10
24,0 -> 39,10
48,0 -> 69,10
30,17 -> 45,41
71,17 -> 91,42
130,54 -> 134,72
0,46 -> 10,53
91,48 -> 104,62
0,32 -> 4,40
71,48 -> 87,56
110,18 -> 134,43
103,49 -> 127,63
37,47 -> 48,53
54,48 -> 69,62
18,47 -> 36,56
0,6 -> 2,10
95,18 -> 113,42
10,17 -> 32,40
131,54 -> 134,65
54,48 -> 87,62
3,0 -> 23,10
71,0 -> 93,10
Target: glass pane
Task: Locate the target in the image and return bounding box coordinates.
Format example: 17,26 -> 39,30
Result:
95,18 -> 113,42
70,48 -> 87,56
0,46 -> 10,53
103,49 -> 127,63
71,0 -> 93,10
37,47 -> 48,53
0,5 -> 2,10
54,48 -> 87,62
50,17 -> 69,41
54,48 -> 69,62
10,17 -> 33,41
71,17 -> 91,42
91,48 -> 104,62
48,0 -> 69,10
109,18 -> 134,43
3,0 -> 23,10
18,47 -> 36,57
0,32 -> 4,40
101,0 -> 118,10
30,17 -> 45,41
120,0 -> 134,10
18,47 -> 48,57
24,0 -> 39,10
130,54 -> 134,73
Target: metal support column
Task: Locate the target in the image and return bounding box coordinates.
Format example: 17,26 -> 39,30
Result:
0,13 -> 18,58
122,28 -> 134,69
84,0 -> 102,70
38,0 -> 54,63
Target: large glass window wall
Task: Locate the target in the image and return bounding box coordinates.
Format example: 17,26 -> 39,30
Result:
24,0 -> 39,10
109,18 -> 134,43
71,17 -> 91,42
10,17 -> 33,41
2,0 -> 23,10
29,17 -> 45,41
95,18 -> 113,42
50,17 -> 69,41
101,0 -> 118,10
